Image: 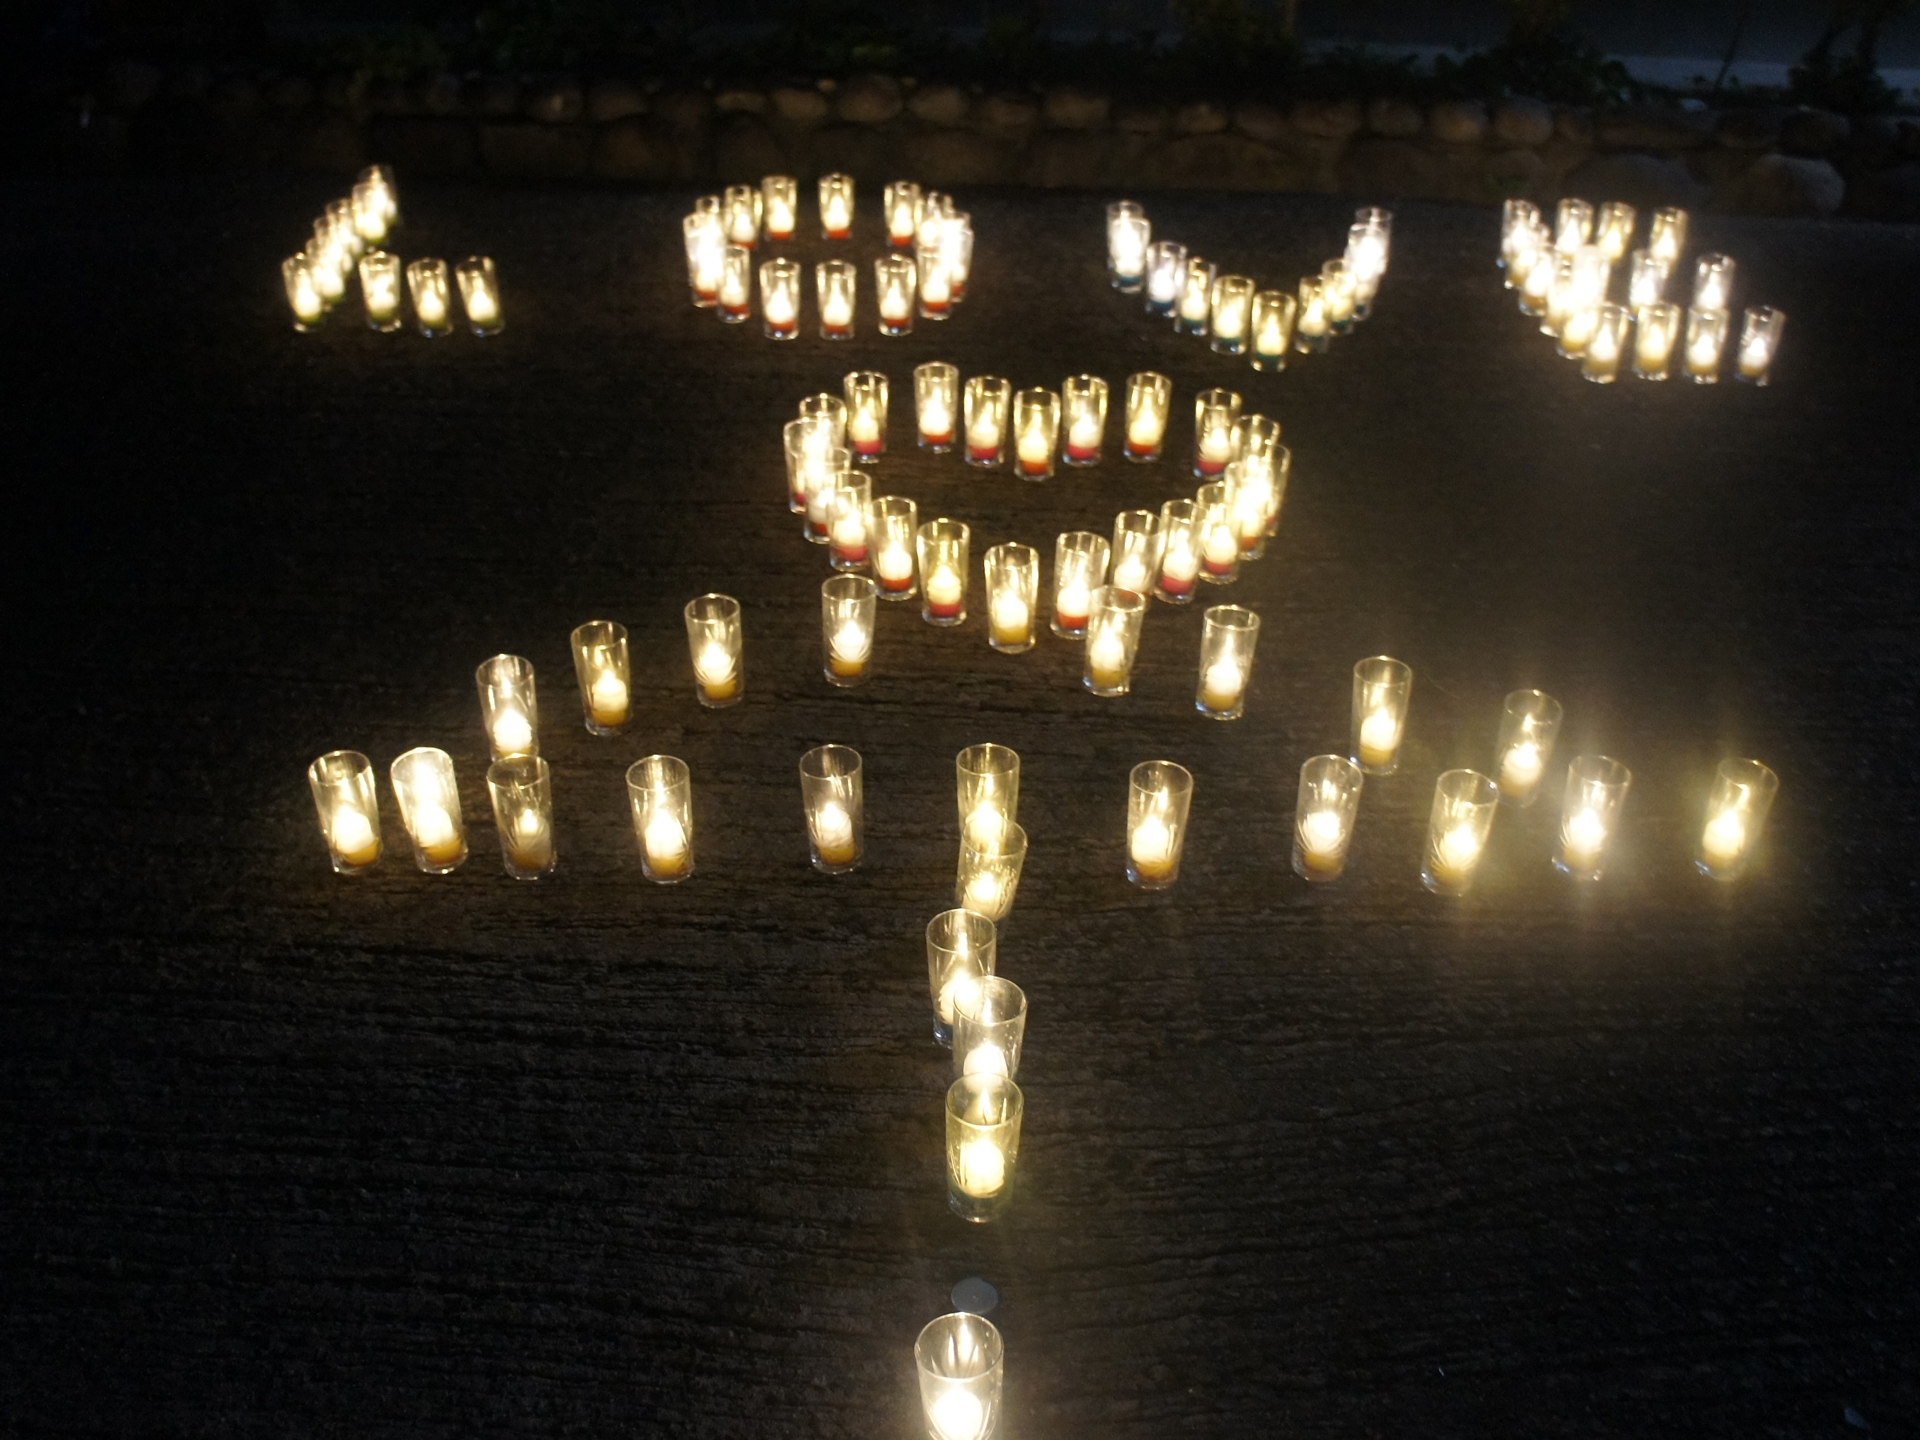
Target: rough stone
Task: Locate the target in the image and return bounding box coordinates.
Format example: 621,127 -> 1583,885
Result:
1846,161 -> 1920,220
1715,153 -> 1845,216
265,76 -> 315,114
1233,100 -> 1288,146
1138,133 -> 1300,191
1593,105 -> 1713,150
101,60 -> 163,111
1685,147 -> 1757,191
1566,151 -> 1710,209
466,76 -> 520,118
809,124 -> 892,184
590,116 -> 683,180
770,86 -> 830,126
1483,147 -> 1547,199
1780,108 -> 1850,157
1492,98 -> 1553,148
478,121 -> 591,178
1042,84 -> 1108,131
586,79 -> 647,123
907,84 -> 969,127
1336,137 -> 1440,198
1112,101 -> 1168,137
1173,100 -> 1229,136
1366,96 -> 1423,138
714,88 -> 768,116
713,114 -> 787,178
523,78 -> 583,124
835,73 -> 903,125
1843,114 -> 1899,167
415,71 -> 463,116
368,116 -> 479,178
1715,107 -> 1783,150
654,89 -> 713,139
1428,100 -> 1489,146
897,128 -> 1010,185
1290,96 -> 1363,139
1554,107 -> 1595,146
1023,130 -> 1121,187
973,92 -> 1037,139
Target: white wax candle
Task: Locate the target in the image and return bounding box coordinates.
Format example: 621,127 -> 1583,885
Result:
967,411 -> 1002,454
1202,521 -> 1237,570
331,806 -> 379,865
961,1041 -> 1010,1078
1129,812 -> 1176,880
1358,709 -> 1398,767
830,510 -> 867,554
964,803 -> 1007,850
589,670 -> 628,726
848,407 -> 880,448
1088,626 -> 1127,686
1201,657 -> 1245,712
1055,578 -> 1090,626
1637,321 -> 1675,369
509,807 -> 551,868
466,284 -> 499,326
1688,331 -> 1720,373
416,286 -> 448,327
694,641 -> 737,699
880,285 -> 912,322
764,286 -> 797,328
955,1136 -> 1006,1196
1701,809 -> 1746,870
1067,410 -> 1101,455
990,589 -> 1030,645
1255,310 -> 1284,356
822,289 -> 852,330
877,543 -> 914,586
1562,808 -> 1607,869
767,196 -> 795,236
962,868 -> 1006,917
1161,538 -> 1199,585
813,799 -> 857,864
643,808 -> 690,875
921,395 -> 954,440
929,1387 -> 988,1440
1500,741 -> 1543,797
1199,425 -> 1233,467
719,268 -> 749,309
1111,556 -> 1148,593
1126,409 -> 1164,451
364,273 -> 398,320
937,969 -> 981,1025
922,262 -> 952,307
927,564 -> 963,612
1298,809 -> 1346,870
411,800 -> 462,864
1179,280 -> 1209,322
1016,417 -> 1050,471
692,249 -> 722,296
1430,823 -> 1483,886
492,708 -> 533,756
829,618 -> 871,666
1148,266 -> 1178,303
1739,335 -> 1770,376
1214,297 -> 1246,340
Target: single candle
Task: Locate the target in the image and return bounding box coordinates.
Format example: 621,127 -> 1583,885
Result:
760,257 -> 800,339
1154,499 -> 1201,603
330,803 -> 380,867
886,179 -> 923,248
819,173 -> 854,239
1051,530 -> 1108,637
1696,757 -> 1779,880
1122,371 -> 1171,461
918,250 -> 953,318
1685,306 -> 1728,383
1083,586 -> 1145,696
685,593 -> 744,707
843,370 -> 888,462
1011,388 -> 1059,480
1422,768 -> 1498,896
821,574 -> 877,687
1196,482 -> 1238,583
628,754 -> 694,883
283,255 -> 324,330
917,361 -> 959,449
1144,239 -> 1187,313
964,376 -> 1010,467
590,669 -> 627,726
1061,374 -> 1107,464
1106,200 -> 1149,290
1209,274 -> 1255,353
408,257 -> 451,335
718,245 -> 751,322
984,542 -> 1038,654
1126,759 -> 1193,889
875,254 -> 916,335
944,1073 -> 1022,1221
455,256 -> 502,335
1249,289 -> 1296,371
1293,755 -> 1364,882
1634,302 -> 1681,381
1177,256 -> 1216,334
813,800 -> 857,865
871,495 -> 919,600
1555,754 -> 1632,881
1736,306 -> 1786,385
918,518 -> 970,626
1351,655 -> 1413,775
926,907 -> 998,1046
358,250 -> 401,331
1196,604 -> 1258,719
409,800 -> 463,867
488,755 -> 554,879
476,654 -> 539,761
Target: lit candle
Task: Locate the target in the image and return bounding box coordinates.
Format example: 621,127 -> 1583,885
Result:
415,280 -> 447,329
812,799 -> 858,867
1561,808 -> 1606,872
954,1137 -> 1006,1198
508,805 -> 552,871
879,271 -> 914,324
821,179 -> 853,239
1179,267 -> 1212,325
1126,408 -> 1163,453
1201,514 -> 1237,577
492,708 -> 533,758
1111,554 -> 1149,593
1066,409 -> 1101,462
1016,415 -> 1050,475
919,255 -> 952,315
848,409 -> 881,462
1197,423 -> 1232,475
694,641 -> 737,702
1201,657 -> 1245,713
1088,627 -> 1127,689
642,807 -> 690,877
718,257 -> 750,316
589,670 -> 628,729
1634,303 -> 1680,378
830,508 -> 868,564
927,564 -> 963,619
1055,578 -> 1090,632
1357,709 -> 1398,770
764,181 -> 797,240
1701,809 -> 1746,873
966,408 -> 1001,462
961,1041 -> 1010,1079
990,590 -> 1030,649
1500,740 -> 1543,800
938,969 -> 982,1027
361,267 -> 399,325
962,868 -> 1007,918
763,284 -> 797,332
877,541 -> 914,593
964,803 -> 1007,852
410,801 -> 463,867
921,395 -> 954,447
1128,813 -> 1176,883
465,284 -> 498,327
828,617 -> 871,678
1158,534 -> 1198,597
822,287 -> 852,333
1298,809 -> 1346,874
286,259 -> 323,326
331,806 -> 380,867
1428,823 -> 1483,890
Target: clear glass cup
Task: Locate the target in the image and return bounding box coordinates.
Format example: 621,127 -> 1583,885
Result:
1195,480 -> 1240,586
1582,303 -> 1630,383
1569,243 -> 1612,314
476,654 -> 538,760
798,391 -> 848,447
627,754 -> 694,883
956,744 -> 1020,850
1084,585 -> 1146,697
1594,200 -> 1636,262
1051,530 -> 1110,637
1633,301 -> 1682,381
760,257 -> 801,339
1346,221 -> 1389,316
1517,241 -> 1555,318
488,754 -> 554,879
570,619 -> 631,735
956,822 -> 1028,922
283,254 -> 325,331
1122,371 -> 1171,462
1128,759 -> 1194,889
918,518 -> 970,625
1499,199 -> 1539,277
821,574 -> 877,687
390,746 -> 466,873
1422,769 -> 1499,896
815,258 -> 857,339
1557,303 -> 1600,361
964,376 -> 1010,468
684,593 -> 744,708
357,250 -> 402,331
1556,755 -> 1632,881
926,908 -> 997,1046
1736,307 -> 1786,385
917,249 -> 955,319
357,163 -> 399,226
1543,250 -> 1578,337
454,256 -> 503,336
802,448 -> 851,545
945,1075 -> 1024,1222
1249,289 -> 1296,370
915,1313 -> 1005,1440
683,211 -> 724,306
762,174 -> 798,240
940,214 -> 973,301
886,179 -> 924,249
1627,248 -> 1669,309
1011,388 -> 1060,481
1106,199 -> 1149,291
1351,655 -> 1413,775
1505,218 -> 1546,294
783,414 -> 835,514
842,370 -> 888,464
1648,206 -> 1689,266
915,191 -> 952,252
1295,274 -> 1330,351
872,495 -> 920,600
718,244 -> 752,322
722,182 -> 760,249
874,254 -> 916,336
1321,258 -> 1356,333
984,543 -> 1039,654
1555,196 -> 1594,250
954,977 -> 1028,1080
1685,306 -> 1728,383
1193,387 -> 1241,479
1109,509 -> 1163,596
1176,255 -> 1215,335
1154,499 -> 1203,604
827,471 -> 873,572
351,178 -> 391,245
326,198 -> 363,262
1692,253 -> 1735,312
800,744 -> 863,873
915,362 -> 959,451
1061,374 -> 1108,466
306,235 -> 346,306
1144,239 -> 1187,315
1495,689 -> 1563,808
309,749 -> 382,873
1698,757 -> 1780,881
818,172 -> 854,239
1293,754 -> 1364,882
1209,274 -> 1255,353
407,257 -> 452,336
1196,604 -> 1259,719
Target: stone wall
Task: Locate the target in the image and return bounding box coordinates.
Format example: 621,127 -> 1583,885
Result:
36,63 -> 1920,219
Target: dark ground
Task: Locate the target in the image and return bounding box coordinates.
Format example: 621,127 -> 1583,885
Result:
3,178 -> 1917,1437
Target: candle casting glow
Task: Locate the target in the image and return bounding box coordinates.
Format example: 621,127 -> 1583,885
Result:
1422,769 -> 1498,896
944,1074 -> 1023,1221
1697,757 -> 1779,880
1351,656 -> 1413,775
1294,754 -> 1364,882
819,173 -> 854,239
331,805 -> 380,867
1299,810 -> 1346,872
1556,755 -> 1632,880
489,755 -> 555,879
814,800 -> 856,864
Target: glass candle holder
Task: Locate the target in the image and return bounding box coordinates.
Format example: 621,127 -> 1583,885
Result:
1144,239 -> 1188,315
956,743 -> 1021,851
954,977 -> 1027,1081
747,171 -> 789,238
800,447 -> 852,546
916,362 -> 959,451
1293,753 -> 1364,882
1499,199 -> 1540,275
1011,388 -> 1060,481
627,754 -> 694,883
927,907 -> 998,1046
1051,530 -> 1110,637
722,183 -> 760,249
1504,218 -> 1546,293
821,574 -> 878,687
915,1312 -> 1004,1440
885,179 -> 923,249
843,370 -> 888,463
684,592 -> 744,707
984,543 -> 1039,654
1354,203 -> 1394,243
1106,199 -> 1149,291
812,258 -> 856,340
1154,499 -> 1202,604
1420,768 -> 1498,897
956,822 -> 1028,922
357,250 -> 402,331
454,256 -> 503,335
1109,509 -> 1163,596
476,653 -> 539,760
917,248 -> 955,319
1347,221 -> 1389,317
1351,655 -> 1413,775
407,257 -> 452,336
915,192 -> 952,250
309,749 -> 382,873
351,179 -> 390,245
326,197 -> 363,262
1225,460 -> 1275,562
801,744 -> 863,873
1495,688 -> 1563,807
1249,289 -> 1297,371
1176,256 -> 1215,335
683,212 -> 724,307
1518,242 -> 1555,317
1209,275 -> 1255,353
964,376 -> 1010,467
1061,374 -> 1108,466
946,1073 -> 1024,1225
819,172 -> 854,239
1556,754 -> 1632,881
1084,585 -> 1146,697
718,245 -> 752,323
875,254 -> 916,335
1557,303 -> 1600,360
1648,206 -> 1689,266
390,746 -> 466,873
1196,604 -> 1260,720
1693,253 -> 1736,312
306,236 -> 346,307
1193,387 -> 1241,479
872,495 -> 920,600
783,414 -> 834,514
1555,197 -> 1594,251
488,754 -> 555,879
1569,243 -> 1612,313
1698,757 -> 1780,881
760,257 -> 801,339
1736,306 -> 1786,385
1122,371 -> 1171,462
1582,303 -> 1630,383
1594,201 -> 1636,262
570,619 -> 631,735
827,471 -> 874,572
798,391 -> 848,447
1633,301 -> 1682,381
282,255 -> 325,331
1627,249 -> 1669,309
1128,759 -> 1194,889
940,214 -> 974,301
1295,275 -> 1330,352
1195,480 -> 1240,586
1321,259 -> 1356,333
917,518 -> 970,625
1685,306 -> 1728,383
357,163 -> 398,225
1542,250 -> 1577,337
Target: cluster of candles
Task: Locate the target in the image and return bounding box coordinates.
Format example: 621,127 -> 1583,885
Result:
680,175 -> 975,338
1499,198 -> 1784,384
279,164 -> 504,337
1105,200 -> 1394,367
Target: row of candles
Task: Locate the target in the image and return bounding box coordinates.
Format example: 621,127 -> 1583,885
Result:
683,177 -> 975,337
1105,201 -> 1394,366
1498,197 -> 1784,384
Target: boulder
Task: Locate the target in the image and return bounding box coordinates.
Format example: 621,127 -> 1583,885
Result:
368,116 -> 478,177
897,128 -> 1010,185
1173,100 -> 1228,136
1112,101 -> 1168,137
465,75 -> 520,118
1845,160 -> 1920,220
101,60 -> 162,111
1232,100 -> 1288,146
1290,96 -> 1362,139
478,121 -> 590,178
1023,130 -> 1121,187
416,71 -> 463,116
714,87 -> 768,115
1715,107 -> 1783,150
770,86 -> 830,126
1484,146 -> 1547,198
586,79 -> 646,123
1366,97 -> 1423,138
1337,137 -> 1440,198
1566,150 -> 1709,209
1138,133 -> 1301,191
1554,106 -> 1595,146
1429,100 -> 1489,146
653,89 -> 712,139
975,91 -> 1039,138
713,114 -> 786,177
1779,107 -> 1849,156
1492,98 -> 1553,148
591,115 -> 682,180
1715,153 -> 1844,215
522,77 -> 583,124
835,73 -> 903,125
1593,105 -> 1713,150
809,123 -> 892,183
908,83 -> 969,127
1043,84 -> 1109,130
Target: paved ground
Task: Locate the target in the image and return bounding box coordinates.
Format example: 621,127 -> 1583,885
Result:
4,176 -> 1917,1437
